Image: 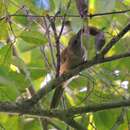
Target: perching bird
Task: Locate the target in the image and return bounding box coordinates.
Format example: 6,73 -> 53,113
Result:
50,30 -> 86,108
50,26 -> 105,108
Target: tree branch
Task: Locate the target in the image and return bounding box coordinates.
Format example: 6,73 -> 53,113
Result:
18,17 -> 130,107
99,51 -> 130,63
65,99 -> 130,116
101,23 -> 130,56
42,17 -> 56,69
0,99 -> 130,120
21,50 -> 130,108
0,102 -> 86,129
47,13 -> 61,77
20,59 -> 95,107
1,99 -> 130,130
1,9 -> 130,20
89,9 -> 130,18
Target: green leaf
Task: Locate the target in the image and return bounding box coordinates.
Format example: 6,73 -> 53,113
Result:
95,0 -> 116,13
20,31 -> 47,45
71,17 -> 83,32
0,1 -> 4,16
14,14 -> 29,27
94,109 -> 121,130
0,114 -> 22,130
28,47 -> 48,79
12,56 -> 32,82
0,21 -> 8,41
0,45 -> 12,66
16,38 -> 39,52
0,65 -> 30,101
22,119 -> 41,130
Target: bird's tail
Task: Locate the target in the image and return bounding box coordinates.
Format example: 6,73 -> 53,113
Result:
50,84 -> 64,108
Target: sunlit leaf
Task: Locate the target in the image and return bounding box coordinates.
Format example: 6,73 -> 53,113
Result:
0,21 -> 8,41
94,109 -> 121,130
0,45 -> 12,66
20,31 -> 47,45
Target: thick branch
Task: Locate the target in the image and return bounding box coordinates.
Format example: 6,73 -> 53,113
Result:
0,99 -> 130,118
21,59 -> 95,107
101,23 -> 130,55
65,99 -> 130,116
99,51 -> 130,63
0,99 -> 130,129
0,102 -> 59,118
22,50 -> 130,107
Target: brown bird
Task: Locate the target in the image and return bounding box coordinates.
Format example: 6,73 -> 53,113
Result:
50,30 -> 86,108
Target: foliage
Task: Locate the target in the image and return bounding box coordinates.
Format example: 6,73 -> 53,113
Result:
0,0 -> 130,130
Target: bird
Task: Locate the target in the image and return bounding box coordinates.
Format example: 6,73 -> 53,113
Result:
50,26 -> 105,108
50,29 -> 86,108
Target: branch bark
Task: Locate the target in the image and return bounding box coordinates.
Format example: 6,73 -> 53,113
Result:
21,52 -> 130,108
98,51 -> 130,63
101,23 -> 130,55
19,21 -> 130,107
65,99 -> 130,116
0,99 -> 130,119
1,9 -> 130,20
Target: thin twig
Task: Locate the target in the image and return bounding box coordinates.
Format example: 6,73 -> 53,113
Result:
42,17 -> 56,69
58,0 -> 71,38
40,46 -> 52,70
55,0 -> 72,77
46,12 -> 61,77
89,9 -> 130,18
1,9 -> 130,21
